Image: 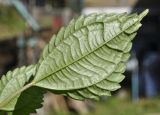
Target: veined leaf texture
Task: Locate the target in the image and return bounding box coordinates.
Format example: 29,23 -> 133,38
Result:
0,9 -> 149,112
33,9 -> 148,99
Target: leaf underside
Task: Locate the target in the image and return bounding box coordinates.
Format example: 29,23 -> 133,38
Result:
0,65 -> 36,110
0,9 -> 148,112
33,10 -> 148,100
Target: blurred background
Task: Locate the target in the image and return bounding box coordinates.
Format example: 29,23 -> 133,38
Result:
0,0 -> 160,115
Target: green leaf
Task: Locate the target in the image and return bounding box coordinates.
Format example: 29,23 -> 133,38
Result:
0,10 -> 149,111
12,87 -> 45,115
65,40 -> 131,100
32,9 -> 149,100
0,65 -> 36,111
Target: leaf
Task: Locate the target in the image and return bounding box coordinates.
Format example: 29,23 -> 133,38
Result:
65,38 -> 131,100
0,10 -> 149,111
12,87 -> 46,115
31,9 -> 149,100
0,65 -> 36,111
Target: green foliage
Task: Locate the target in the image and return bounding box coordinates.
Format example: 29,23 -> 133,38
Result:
0,65 -> 36,110
0,9 -> 148,114
11,87 -> 46,115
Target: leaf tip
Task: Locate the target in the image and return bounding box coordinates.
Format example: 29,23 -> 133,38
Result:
139,9 -> 149,21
